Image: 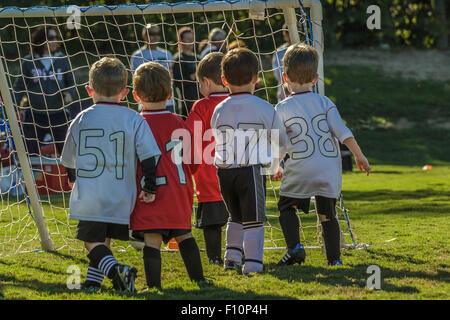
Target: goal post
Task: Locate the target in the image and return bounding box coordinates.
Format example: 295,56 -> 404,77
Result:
0,0 -> 361,257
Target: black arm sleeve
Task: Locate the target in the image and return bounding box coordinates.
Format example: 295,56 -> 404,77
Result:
140,156 -> 158,194
66,167 -> 76,183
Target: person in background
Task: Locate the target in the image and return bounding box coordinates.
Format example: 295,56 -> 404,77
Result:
199,28 -> 227,59
131,24 -> 175,112
13,25 -> 75,156
172,27 -> 200,119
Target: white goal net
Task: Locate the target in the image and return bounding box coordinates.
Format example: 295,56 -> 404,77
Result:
0,0 -> 364,257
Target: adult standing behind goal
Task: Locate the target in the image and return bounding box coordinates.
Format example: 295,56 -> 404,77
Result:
172,27 -> 199,118
131,24 -> 175,113
199,28 -> 227,60
13,25 -> 75,156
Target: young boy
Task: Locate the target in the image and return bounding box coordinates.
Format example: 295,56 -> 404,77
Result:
60,57 -> 161,292
130,61 -> 207,290
211,48 -> 288,275
274,44 -> 371,266
185,52 -> 229,266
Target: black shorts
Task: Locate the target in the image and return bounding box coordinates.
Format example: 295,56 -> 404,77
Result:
76,220 -> 129,243
195,201 -> 229,229
217,165 -> 266,224
141,229 -> 192,244
278,195 -> 337,219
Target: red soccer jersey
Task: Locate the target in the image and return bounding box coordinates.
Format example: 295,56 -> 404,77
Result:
130,110 -> 196,230
185,93 -> 229,203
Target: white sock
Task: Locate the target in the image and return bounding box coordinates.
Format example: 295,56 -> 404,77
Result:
242,222 -> 264,274
224,221 -> 243,264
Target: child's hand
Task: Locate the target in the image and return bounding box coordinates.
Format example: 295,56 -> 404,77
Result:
355,154 -> 371,176
139,191 -> 156,203
271,167 -> 283,181
68,181 -> 74,189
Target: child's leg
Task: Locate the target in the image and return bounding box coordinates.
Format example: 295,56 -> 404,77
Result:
242,221 -> 264,274
143,233 -> 163,289
224,221 -> 244,265
176,232 -> 205,282
316,196 -> 341,264
85,240 -> 120,279
203,224 -> 223,263
278,196 -> 302,249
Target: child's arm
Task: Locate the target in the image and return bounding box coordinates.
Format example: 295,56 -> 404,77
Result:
342,137 -> 371,176
138,156 -> 158,203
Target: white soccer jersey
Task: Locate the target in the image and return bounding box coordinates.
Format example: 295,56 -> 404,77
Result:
275,92 -> 353,199
211,93 -> 288,171
60,102 -> 161,224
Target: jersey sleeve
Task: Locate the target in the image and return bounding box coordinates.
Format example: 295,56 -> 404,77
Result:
60,120 -> 78,169
135,118 -> 161,161
271,108 -> 289,158
326,103 -> 354,143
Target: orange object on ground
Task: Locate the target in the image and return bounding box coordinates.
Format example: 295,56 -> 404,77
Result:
167,238 -> 179,250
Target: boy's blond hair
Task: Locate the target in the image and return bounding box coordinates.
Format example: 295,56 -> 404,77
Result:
221,47 -> 258,86
283,44 -> 319,85
89,57 -> 128,97
133,62 -> 171,103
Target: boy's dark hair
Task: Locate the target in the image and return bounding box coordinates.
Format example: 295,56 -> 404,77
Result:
133,62 -> 171,103
196,52 -> 224,86
31,26 -> 58,56
221,48 -> 258,86
283,44 -> 319,85
89,57 -> 128,97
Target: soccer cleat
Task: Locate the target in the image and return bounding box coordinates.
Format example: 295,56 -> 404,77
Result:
195,278 -> 213,287
111,264 -> 138,293
277,246 -> 306,266
329,259 -> 343,266
223,260 -> 241,272
209,258 -> 224,266
80,282 -> 101,293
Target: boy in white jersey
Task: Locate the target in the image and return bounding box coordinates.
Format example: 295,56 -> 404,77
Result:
211,48 -> 288,275
274,44 -> 371,266
61,57 -> 161,292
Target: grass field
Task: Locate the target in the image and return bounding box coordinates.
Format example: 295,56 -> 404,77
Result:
0,61 -> 449,300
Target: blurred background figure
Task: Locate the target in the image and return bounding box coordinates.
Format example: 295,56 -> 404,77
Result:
199,28 -> 227,59
172,27 -> 200,118
13,25 -> 75,156
131,24 -> 175,112
272,23 -> 292,102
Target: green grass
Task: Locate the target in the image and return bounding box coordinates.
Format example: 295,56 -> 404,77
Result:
1,63 -> 449,300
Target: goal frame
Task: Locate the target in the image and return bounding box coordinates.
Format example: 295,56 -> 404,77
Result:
0,0 -> 324,252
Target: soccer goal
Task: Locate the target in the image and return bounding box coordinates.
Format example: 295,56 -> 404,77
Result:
0,0 -> 364,257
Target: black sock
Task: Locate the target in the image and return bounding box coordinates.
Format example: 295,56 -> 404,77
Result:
87,245 -> 118,279
143,246 -> 162,289
178,237 -> 204,281
279,207 -> 300,249
321,218 -> 341,263
203,226 -> 222,261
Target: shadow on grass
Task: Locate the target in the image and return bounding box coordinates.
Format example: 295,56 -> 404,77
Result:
342,189 -> 450,202
266,255 -> 450,294
0,271 -> 292,300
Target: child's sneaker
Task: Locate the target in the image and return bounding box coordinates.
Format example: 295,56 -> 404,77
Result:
112,264 -> 137,293
209,258 -> 224,266
329,259 -> 343,266
223,260 -> 241,272
278,244 -> 306,266
80,281 -> 101,293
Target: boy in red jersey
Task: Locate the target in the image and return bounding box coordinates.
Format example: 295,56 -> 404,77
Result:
130,62 -> 207,290
185,52 -> 229,266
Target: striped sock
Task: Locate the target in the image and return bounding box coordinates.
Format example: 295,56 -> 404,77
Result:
86,266 -> 104,285
98,254 -> 118,278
